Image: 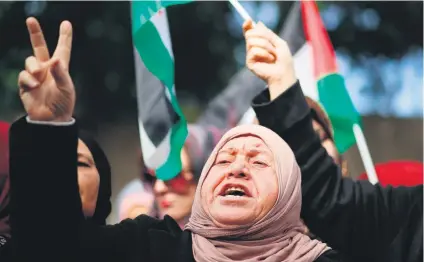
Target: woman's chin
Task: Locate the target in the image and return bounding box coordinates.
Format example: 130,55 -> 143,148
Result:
210,199 -> 256,226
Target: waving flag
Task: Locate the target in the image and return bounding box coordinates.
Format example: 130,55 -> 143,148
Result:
229,2 -> 316,126
132,1 -> 191,180
301,0 -> 362,153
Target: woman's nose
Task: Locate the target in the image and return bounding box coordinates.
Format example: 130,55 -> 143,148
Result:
153,180 -> 168,195
227,160 -> 250,179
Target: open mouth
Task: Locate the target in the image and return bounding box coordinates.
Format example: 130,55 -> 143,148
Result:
219,184 -> 252,198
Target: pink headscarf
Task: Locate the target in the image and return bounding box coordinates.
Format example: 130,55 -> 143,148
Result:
185,124 -> 329,262
117,179 -> 154,221
118,192 -> 154,220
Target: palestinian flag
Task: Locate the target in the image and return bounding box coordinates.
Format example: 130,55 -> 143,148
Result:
301,0 -> 362,153
236,1 -> 361,154
132,1 -> 191,180
234,2 -> 318,126
204,2 -> 315,127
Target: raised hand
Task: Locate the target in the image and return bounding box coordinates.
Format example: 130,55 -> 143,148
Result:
18,17 -> 75,122
243,20 -> 297,100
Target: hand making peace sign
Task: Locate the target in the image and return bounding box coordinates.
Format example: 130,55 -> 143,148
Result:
18,17 -> 75,122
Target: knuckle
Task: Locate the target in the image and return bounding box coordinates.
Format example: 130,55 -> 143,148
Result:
18,71 -> 28,87
25,56 -> 35,63
18,70 -> 27,79
278,37 -> 287,45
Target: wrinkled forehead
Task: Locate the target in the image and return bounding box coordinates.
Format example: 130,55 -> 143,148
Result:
219,135 -> 271,154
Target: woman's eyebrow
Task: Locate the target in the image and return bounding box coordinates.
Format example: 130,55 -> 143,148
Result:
247,148 -> 271,157
219,147 -> 237,154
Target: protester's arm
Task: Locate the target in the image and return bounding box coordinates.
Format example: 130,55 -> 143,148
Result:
9,118 -> 157,262
252,82 -> 422,259
9,117 -> 82,261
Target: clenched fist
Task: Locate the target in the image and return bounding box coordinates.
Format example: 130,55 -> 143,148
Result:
243,20 -> 297,100
18,17 -> 75,122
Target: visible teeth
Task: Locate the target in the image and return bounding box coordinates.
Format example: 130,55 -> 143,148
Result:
225,187 -> 245,194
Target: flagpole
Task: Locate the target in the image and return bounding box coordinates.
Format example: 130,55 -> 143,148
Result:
352,124 -> 379,185
228,0 -> 256,26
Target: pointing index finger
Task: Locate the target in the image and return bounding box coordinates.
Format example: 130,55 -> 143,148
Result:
53,20 -> 73,70
26,17 -> 50,62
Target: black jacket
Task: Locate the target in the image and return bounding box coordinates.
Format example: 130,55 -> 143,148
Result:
7,117 -> 345,262
252,82 -> 423,262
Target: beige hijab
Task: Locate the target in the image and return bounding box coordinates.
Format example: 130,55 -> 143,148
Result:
185,124 -> 330,262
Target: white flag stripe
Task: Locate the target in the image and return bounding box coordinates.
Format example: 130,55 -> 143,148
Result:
151,9 -> 174,60
293,43 -> 319,101
136,8 -> 175,169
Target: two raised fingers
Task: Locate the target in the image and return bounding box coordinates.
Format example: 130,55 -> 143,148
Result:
26,17 -> 73,69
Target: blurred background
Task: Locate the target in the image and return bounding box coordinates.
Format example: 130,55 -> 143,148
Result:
0,1 -> 422,223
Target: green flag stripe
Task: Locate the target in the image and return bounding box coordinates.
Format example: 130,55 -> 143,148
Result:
317,73 -> 362,153
132,1 -> 191,35
156,117 -> 188,180
133,14 -> 188,180
134,21 -> 185,117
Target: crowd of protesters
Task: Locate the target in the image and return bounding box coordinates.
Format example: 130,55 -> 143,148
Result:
0,16 -> 422,262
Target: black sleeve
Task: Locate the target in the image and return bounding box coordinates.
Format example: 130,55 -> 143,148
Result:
9,117 -> 83,261
252,82 -> 422,260
8,118 -> 156,262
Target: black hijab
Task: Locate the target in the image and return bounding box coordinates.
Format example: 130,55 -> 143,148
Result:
79,132 -> 112,226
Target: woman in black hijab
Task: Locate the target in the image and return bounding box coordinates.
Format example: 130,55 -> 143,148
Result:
0,131 -> 112,260
78,132 -> 112,225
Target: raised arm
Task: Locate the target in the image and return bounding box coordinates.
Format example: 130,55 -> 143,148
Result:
252,82 -> 422,259
9,117 -> 83,261
243,20 -> 423,261
9,17 -> 157,262
9,117 -> 163,262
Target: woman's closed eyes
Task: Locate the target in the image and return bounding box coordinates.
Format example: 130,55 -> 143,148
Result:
78,161 -> 90,168
215,154 -> 269,168
252,160 -> 268,167
216,159 -> 232,165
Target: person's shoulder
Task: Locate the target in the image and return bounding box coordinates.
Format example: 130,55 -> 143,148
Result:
119,214 -> 182,234
382,184 -> 423,206
315,249 -> 352,262
118,214 -> 161,228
